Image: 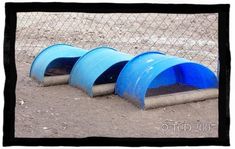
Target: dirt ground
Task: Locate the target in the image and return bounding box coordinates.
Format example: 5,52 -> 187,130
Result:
15,12 -> 219,138
15,12 -> 218,73
15,61 -> 218,138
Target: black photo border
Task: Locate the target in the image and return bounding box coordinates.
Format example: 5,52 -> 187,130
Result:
3,2 -> 230,146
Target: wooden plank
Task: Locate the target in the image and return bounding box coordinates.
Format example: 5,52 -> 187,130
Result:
43,75 -> 69,86
92,83 -> 116,97
144,88 -> 218,109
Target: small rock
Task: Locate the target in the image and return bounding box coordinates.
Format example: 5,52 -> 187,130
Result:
43,127 -> 48,130
18,99 -> 24,105
74,97 -> 80,100
106,96 -> 113,99
121,114 -> 126,118
22,114 -> 30,118
62,122 -> 67,126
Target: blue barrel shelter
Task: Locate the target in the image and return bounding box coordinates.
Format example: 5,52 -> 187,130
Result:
69,46 -> 133,97
115,52 -> 218,109
30,44 -> 87,84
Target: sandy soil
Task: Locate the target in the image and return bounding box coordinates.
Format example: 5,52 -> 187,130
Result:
15,61 -> 218,138
15,12 -> 219,138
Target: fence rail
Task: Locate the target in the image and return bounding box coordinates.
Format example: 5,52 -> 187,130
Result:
15,12 -> 218,73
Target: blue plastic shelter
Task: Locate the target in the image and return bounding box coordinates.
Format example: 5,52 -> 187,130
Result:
69,46 -> 133,97
30,44 -> 87,83
115,52 -> 218,109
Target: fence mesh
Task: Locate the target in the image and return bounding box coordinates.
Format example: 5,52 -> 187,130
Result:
15,12 -> 218,73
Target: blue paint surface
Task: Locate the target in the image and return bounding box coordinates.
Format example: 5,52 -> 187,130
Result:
30,44 -> 87,82
69,46 -> 133,97
115,52 -> 218,109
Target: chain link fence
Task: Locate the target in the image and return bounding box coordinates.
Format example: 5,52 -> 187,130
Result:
15,12 -> 218,73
